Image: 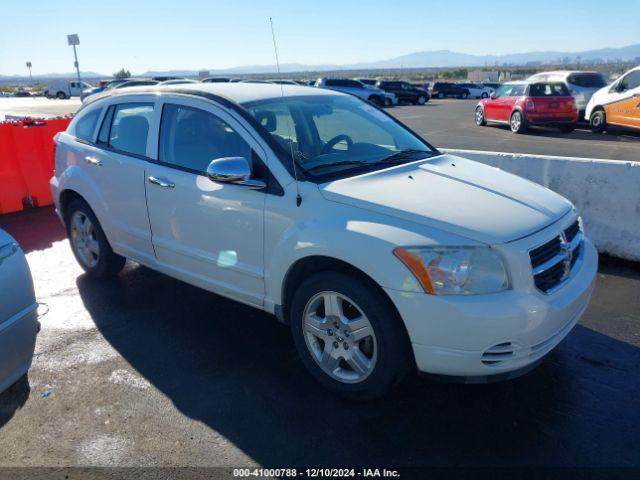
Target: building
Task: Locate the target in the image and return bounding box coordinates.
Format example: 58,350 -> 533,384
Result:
467,70 -> 500,82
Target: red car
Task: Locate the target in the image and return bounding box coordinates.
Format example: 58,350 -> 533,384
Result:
475,81 -> 578,134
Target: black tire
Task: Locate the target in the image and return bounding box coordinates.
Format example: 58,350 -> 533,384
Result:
415,94 -> 427,105
559,124 -> 575,133
384,97 -> 392,107
475,106 -> 487,126
437,92 -> 444,99
510,110 -> 527,134
56,91 -> 67,100
481,92 -> 489,99
368,95 -> 384,107
289,271 -> 413,400
65,198 -> 126,278
590,109 -> 607,133
460,91 -> 469,99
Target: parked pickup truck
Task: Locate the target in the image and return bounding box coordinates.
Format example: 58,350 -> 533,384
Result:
50,83 -> 597,399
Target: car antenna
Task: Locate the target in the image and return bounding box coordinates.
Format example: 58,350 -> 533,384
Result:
270,17 -> 302,207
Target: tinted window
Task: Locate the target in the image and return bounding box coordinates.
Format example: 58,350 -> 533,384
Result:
567,73 -> 607,88
108,103 -> 153,156
75,109 -> 101,142
510,85 -> 526,96
620,71 -> 640,91
494,85 -> 513,97
159,104 -> 251,173
528,82 -> 570,97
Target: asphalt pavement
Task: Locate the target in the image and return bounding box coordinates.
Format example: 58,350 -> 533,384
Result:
0,206 -> 639,468
390,100 -> 640,162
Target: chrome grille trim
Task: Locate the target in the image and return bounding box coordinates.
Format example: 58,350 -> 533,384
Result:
529,220 -> 583,294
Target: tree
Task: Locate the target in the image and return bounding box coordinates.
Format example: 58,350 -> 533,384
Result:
113,68 -> 131,80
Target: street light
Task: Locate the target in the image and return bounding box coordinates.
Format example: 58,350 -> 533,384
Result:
26,62 -> 33,84
67,34 -> 81,82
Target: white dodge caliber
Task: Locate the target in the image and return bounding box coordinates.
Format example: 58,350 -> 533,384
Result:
50,83 -> 597,399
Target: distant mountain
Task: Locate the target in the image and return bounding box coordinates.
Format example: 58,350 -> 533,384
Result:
139,43 -> 640,77
2,44 -> 638,81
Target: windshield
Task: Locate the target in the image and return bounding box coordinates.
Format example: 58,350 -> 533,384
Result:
243,95 -> 436,176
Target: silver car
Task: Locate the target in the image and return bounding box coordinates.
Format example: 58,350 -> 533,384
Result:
526,71 -> 608,119
0,229 -> 38,394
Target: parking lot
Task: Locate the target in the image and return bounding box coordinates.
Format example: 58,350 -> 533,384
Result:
2,96 -> 638,162
393,100 -> 640,162
0,205 -> 639,468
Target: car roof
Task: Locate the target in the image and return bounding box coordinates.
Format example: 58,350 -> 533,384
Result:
87,82 -> 339,106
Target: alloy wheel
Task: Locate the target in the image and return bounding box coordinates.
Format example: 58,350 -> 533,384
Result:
70,211 -> 100,268
302,291 -> 377,384
511,112 -> 522,132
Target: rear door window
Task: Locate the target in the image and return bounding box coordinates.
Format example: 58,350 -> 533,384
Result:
528,83 -> 570,97
567,73 -> 607,88
107,103 -> 154,156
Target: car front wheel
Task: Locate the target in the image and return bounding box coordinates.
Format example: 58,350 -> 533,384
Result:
415,95 -> 427,105
65,199 -> 126,278
481,92 -> 489,99
475,106 -> 486,126
290,272 -> 413,400
590,109 -> 607,133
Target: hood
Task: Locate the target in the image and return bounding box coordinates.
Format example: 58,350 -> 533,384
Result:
319,154 -> 572,244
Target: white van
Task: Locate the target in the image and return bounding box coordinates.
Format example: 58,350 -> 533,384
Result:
44,80 -> 92,99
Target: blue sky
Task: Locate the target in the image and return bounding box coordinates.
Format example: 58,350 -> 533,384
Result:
1,0 -> 638,75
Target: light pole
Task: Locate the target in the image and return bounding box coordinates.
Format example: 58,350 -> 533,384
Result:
67,34 -> 81,82
26,61 -> 33,84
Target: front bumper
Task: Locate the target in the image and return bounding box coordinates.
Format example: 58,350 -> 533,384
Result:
384,238 -> 598,377
0,304 -> 38,394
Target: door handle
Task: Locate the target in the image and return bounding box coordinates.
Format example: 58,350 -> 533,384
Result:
148,176 -> 175,188
0,242 -> 18,263
84,156 -> 103,167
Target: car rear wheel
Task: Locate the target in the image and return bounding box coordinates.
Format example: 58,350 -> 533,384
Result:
65,199 -> 126,278
460,92 -> 469,99
56,91 -> 67,100
590,109 -> 607,133
475,106 -> 487,126
510,111 -> 527,133
384,97 -> 392,107
415,95 -> 427,105
437,92 -> 444,99
290,271 -> 413,400
481,92 -> 489,99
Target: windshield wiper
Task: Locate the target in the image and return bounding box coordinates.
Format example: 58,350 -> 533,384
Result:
374,149 -> 433,164
305,160 -> 370,173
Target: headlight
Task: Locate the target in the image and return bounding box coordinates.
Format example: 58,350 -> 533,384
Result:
393,246 -> 509,295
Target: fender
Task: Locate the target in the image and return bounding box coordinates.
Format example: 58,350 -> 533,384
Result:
56,164 -> 116,244
263,198 -> 478,312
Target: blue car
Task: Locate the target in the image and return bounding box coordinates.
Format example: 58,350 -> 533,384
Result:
0,230 -> 38,394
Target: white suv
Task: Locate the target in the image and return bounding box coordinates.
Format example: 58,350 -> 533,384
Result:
315,78 -> 387,107
526,71 -> 608,118
50,83 -> 598,399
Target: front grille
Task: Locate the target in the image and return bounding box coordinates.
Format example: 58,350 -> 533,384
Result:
529,219 -> 583,294
530,237 -> 561,269
564,220 -> 580,242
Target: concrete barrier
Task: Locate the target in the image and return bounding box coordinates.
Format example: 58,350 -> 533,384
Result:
443,148 -> 640,262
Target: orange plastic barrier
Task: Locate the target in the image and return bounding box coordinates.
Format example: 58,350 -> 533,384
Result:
0,123 -> 29,214
0,117 -> 71,214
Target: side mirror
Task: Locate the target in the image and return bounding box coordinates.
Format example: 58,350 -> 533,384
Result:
206,157 -> 266,190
